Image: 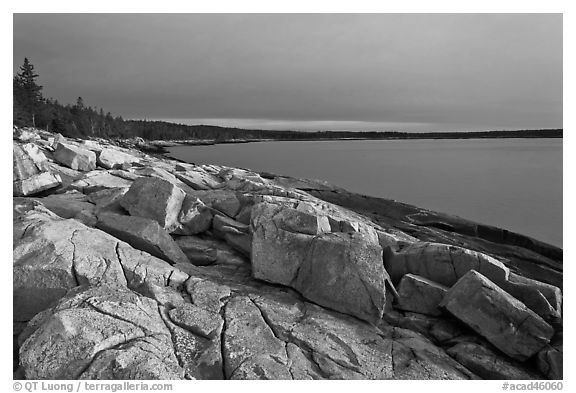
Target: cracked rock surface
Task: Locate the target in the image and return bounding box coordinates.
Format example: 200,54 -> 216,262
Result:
13,127 -> 563,380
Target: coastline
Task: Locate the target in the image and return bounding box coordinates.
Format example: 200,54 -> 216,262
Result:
13,126 -> 563,380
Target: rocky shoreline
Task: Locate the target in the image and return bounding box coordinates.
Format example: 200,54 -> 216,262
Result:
13,126 -> 562,380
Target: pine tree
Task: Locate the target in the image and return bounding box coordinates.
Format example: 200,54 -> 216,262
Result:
14,58 -> 43,126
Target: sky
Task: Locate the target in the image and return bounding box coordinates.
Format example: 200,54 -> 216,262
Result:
13,13 -> 562,132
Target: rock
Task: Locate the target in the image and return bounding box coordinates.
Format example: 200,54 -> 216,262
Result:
69,171 -> 133,193
14,128 -> 41,142
223,296 -> 289,379
86,187 -> 129,213
120,177 -> 186,232
536,345 -> 563,380
35,191 -> 95,220
500,272 -> 562,322
96,212 -> 188,265
175,170 -> 222,190
193,190 -> 241,218
212,214 -> 251,256
19,285 -> 183,379
13,142 -> 61,196
396,274 -> 448,316
96,147 -> 138,169
447,342 -> 539,379
14,198 -> 187,322
384,242 -> 509,287
440,270 -> 554,361
251,202 -> 388,324
173,195 -> 213,235
185,278 -> 231,313
53,142 -> 97,171
175,236 -> 218,266
169,303 -> 224,339
14,171 -> 61,197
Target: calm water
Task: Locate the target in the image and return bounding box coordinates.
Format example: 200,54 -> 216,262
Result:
168,138 -> 563,247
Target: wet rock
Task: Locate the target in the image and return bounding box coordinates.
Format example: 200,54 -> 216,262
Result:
396,274 -> 448,316
53,142 -> 97,171
96,212 -> 188,265
440,270 -> 554,361
120,177 -> 186,232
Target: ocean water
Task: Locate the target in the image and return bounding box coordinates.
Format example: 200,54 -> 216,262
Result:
167,138 -> 563,247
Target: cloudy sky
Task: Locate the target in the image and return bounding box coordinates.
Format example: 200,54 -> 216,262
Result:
13,13 -> 562,132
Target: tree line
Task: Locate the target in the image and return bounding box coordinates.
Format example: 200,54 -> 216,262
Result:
13,58 -> 563,141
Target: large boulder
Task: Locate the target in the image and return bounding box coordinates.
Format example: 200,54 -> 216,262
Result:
53,142 -> 97,171
96,148 -> 139,169
251,202 -> 388,323
19,285 -> 183,379
120,177 -> 186,232
440,270 -> 554,361
96,212 -> 188,265
175,169 -> 223,190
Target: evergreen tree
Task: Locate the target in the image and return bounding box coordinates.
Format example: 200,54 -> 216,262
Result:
14,58 -> 43,126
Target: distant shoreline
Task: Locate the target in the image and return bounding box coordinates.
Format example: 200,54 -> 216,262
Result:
158,133 -> 562,148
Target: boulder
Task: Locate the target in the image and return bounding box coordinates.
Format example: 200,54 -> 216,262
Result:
175,170 -> 222,190
440,270 -> 554,361
96,148 -> 138,169
173,195 -> 213,235
96,213 -> 188,265
251,202 -> 388,323
447,342 -> 540,379
19,285 -> 183,379
193,190 -> 241,218
69,172 -> 133,194
384,242 -> 509,287
120,177 -> 186,232
53,142 -> 97,171
396,274 -> 448,316
14,171 -> 61,197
